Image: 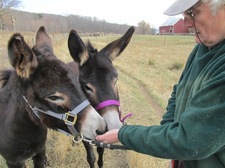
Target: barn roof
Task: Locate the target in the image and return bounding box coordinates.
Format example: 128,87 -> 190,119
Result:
161,17 -> 182,26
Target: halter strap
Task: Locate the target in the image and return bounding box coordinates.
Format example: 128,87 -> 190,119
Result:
94,99 -> 132,123
94,100 -> 120,111
31,100 -> 90,124
22,95 -> 90,139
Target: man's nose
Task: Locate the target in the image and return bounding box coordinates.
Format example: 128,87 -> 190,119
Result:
183,17 -> 194,29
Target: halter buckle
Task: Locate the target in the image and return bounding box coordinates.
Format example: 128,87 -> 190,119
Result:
64,112 -> 77,125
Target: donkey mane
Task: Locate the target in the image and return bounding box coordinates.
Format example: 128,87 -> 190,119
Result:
0,70 -> 13,89
86,40 -> 98,54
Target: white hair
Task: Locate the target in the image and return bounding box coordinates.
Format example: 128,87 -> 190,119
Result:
202,0 -> 225,14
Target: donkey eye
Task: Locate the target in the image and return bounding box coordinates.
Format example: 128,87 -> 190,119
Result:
83,84 -> 92,92
45,92 -> 67,105
82,83 -> 94,95
47,95 -> 62,101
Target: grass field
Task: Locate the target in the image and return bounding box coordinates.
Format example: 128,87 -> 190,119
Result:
0,30 -> 195,168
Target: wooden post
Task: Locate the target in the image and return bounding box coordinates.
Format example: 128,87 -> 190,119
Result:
11,15 -> 15,32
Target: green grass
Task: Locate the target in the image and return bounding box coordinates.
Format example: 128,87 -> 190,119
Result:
0,31 -> 196,168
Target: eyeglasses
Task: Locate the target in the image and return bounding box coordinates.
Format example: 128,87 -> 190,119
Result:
183,10 -> 194,19
183,1 -> 203,19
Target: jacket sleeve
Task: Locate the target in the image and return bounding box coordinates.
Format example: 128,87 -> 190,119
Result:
118,73 -> 225,160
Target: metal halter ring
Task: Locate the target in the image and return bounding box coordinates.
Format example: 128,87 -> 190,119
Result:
72,134 -> 84,143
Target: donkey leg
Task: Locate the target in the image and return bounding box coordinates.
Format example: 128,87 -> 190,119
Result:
82,141 -> 96,168
97,147 -> 104,168
6,160 -> 26,168
32,148 -> 48,168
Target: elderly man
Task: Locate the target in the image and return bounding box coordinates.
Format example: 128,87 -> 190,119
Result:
96,0 -> 225,167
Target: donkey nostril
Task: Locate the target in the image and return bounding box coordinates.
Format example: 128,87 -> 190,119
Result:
96,123 -> 108,135
96,130 -> 104,135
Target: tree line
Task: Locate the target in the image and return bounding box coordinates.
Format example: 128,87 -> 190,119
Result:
0,0 -> 156,34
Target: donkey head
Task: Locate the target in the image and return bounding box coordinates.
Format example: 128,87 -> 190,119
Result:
7,26 -> 107,139
68,26 -> 135,130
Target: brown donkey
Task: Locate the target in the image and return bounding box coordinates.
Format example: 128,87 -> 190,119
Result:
0,26 -> 107,168
68,26 -> 135,168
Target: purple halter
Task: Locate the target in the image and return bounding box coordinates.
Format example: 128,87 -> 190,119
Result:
94,100 -> 120,111
94,100 -> 132,122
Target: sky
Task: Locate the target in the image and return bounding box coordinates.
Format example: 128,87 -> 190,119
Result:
17,0 -> 180,28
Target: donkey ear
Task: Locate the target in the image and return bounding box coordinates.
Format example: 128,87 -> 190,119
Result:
33,26 -> 53,56
68,29 -> 89,66
99,26 -> 135,61
8,33 -> 38,79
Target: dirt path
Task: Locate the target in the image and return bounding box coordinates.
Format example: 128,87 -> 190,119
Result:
118,67 -> 165,117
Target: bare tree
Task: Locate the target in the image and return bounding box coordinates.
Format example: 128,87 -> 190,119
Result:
137,20 -> 151,35
0,0 -> 21,29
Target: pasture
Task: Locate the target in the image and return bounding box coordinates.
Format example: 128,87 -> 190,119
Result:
0,30 -> 195,168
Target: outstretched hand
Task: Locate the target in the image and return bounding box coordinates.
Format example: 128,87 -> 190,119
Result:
96,129 -> 120,144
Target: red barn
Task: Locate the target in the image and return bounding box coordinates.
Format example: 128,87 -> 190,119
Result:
159,17 -> 189,34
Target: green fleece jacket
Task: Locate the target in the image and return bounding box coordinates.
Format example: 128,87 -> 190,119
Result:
118,40 -> 225,168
